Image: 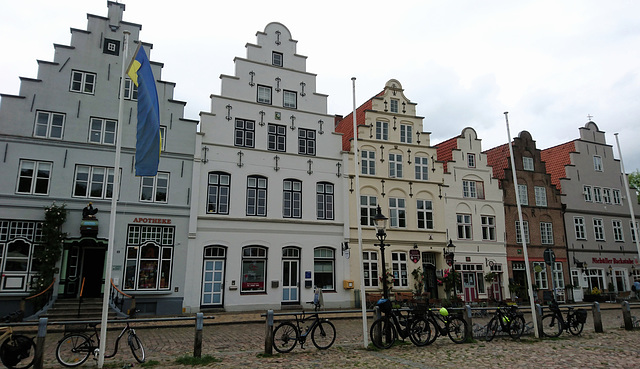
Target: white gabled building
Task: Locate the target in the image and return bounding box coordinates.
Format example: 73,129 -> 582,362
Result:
436,128 -> 509,302
184,23 -> 349,312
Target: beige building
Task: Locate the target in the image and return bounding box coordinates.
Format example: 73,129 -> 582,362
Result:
335,79 -> 447,305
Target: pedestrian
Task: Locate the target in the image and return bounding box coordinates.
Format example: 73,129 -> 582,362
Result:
633,279 -> 640,301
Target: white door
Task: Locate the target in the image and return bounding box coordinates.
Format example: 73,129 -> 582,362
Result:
282,259 -> 299,303
202,259 -> 224,305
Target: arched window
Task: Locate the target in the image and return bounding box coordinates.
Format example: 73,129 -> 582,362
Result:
314,247 -> 335,291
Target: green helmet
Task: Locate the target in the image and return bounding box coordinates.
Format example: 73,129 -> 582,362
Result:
439,307 -> 449,316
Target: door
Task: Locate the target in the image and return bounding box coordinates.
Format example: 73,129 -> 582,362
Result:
463,272 -> 477,302
490,274 -> 503,301
202,259 -> 224,306
282,259 -> 299,304
423,263 -> 438,299
80,248 -> 106,298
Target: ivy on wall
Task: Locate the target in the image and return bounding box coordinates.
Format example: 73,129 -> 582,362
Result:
30,202 -> 67,295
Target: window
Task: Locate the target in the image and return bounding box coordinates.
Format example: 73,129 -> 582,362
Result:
417,199 -> 434,230
257,85 -> 272,104
415,156 -> 429,180
17,160 -> 51,195
553,262 -> 564,290
602,188 -> 611,204
159,126 -> 167,151
283,179 -> 302,218
314,248 -> 334,290
361,150 -> 376,175
574,217 -> 586,239
123,225 -> 174,291
593,187 -> 602,203
613,189 -> 622,205
612,220 -> 624,241
390,99 -> 399,113
124,78 -> 138,100
517,184 -> 528,205
467,154 -> 476,168
389,153 -> 403,178
0,221 -> 43,292
400,124 -> 412,143
272,52 -> 283,67
89,118 -> 117,145
73,165 -> 115,199
515,221 -> 530,243
481,215 -> 496,241
533,262 -> 548,289
534,186 -> 547,207
389,197 -> 406,228
376,121 -> 388,140
316,182 -> 334,220
391,252 -> 408,287
540,222 -> 553,244
583,185 -> 592,202
457,214 -> 472,239
34,111 -> 64,139
593,218 -> 605,241
234,119 -> 255,148
207,172 -> 230,214
283,90 -> 297,108
593,156 -> 603,171
268,124 -> 286,152
241,246 -> 267,292
103,38 -> 120,56
463,180 -> 485,199
360,195 -> 377,226
523,157 -> 534,171
631,221 -> 639,242
70,70 -> 96,94
298,128 -> 316,155
140,172 -> 169,203
362,251 -> 379,287
247,176 -> 268,216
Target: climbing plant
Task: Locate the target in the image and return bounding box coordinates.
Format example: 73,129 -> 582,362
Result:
30,202 -> 67,295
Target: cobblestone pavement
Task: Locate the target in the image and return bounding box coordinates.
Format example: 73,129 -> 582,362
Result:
36,305 -> 639,368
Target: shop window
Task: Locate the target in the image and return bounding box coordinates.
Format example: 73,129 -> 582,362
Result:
241,246 -> 267,293
124,225 -> 174,291
314,247 -> 334,291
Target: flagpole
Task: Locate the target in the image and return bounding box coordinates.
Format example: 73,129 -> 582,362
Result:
614,133 -> 640,263
98,30 -> 130,368
352,77 -> 368,347
504,112 -> 539,338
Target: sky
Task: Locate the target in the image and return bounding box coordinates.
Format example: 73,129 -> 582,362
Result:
2,0 -> 640,173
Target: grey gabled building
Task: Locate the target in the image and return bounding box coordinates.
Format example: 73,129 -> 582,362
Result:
0,1 -> 197,316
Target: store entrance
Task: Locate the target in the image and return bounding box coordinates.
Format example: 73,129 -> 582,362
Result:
62,238 -> 107,298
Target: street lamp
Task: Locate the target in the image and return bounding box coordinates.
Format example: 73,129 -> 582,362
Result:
373,205 -> 390,300
443,239 -> 456,267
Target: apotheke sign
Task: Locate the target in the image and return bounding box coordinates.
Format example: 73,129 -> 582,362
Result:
591,257 -> 637,265
133,217 -> 172,224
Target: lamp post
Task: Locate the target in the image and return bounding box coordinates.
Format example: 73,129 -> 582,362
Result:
373,205 -> 390,300
443,239 -> 456,299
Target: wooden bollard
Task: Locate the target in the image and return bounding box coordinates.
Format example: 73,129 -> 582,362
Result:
193,313 -> 203,358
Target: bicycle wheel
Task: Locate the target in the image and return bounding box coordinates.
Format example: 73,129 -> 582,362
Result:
0,335 -> 35,369
408,316 -> 432,346
55,334 -> 92,367
128,333 -> 146,363
369,317 -> 397,349
272,322 -> 298,353
508,315 -> 526,339
426,317 -> 439,345
541,314 -> 562,338
567,314 -> 584,336
311,320 -> 336,350
446,317 -> 468,344
484,317 -> 499,342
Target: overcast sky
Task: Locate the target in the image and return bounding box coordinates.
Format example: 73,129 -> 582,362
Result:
2,0 -> 640,173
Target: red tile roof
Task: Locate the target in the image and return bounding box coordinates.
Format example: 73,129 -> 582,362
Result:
334,91 -> 384,151
435,136 -> 460,173
540,141 -> 576,191
483,143 -> 511,180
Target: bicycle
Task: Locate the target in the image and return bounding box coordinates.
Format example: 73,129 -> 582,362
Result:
423,306 -> 468,345
484,303 -> 525,341
541,299 -> 587,337
55,319 -> 145,367
369,299 -> 431,349
272,301 -> 336,353
0,325 -> 35,369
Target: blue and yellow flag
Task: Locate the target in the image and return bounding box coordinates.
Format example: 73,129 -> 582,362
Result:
127,44 -> 160,177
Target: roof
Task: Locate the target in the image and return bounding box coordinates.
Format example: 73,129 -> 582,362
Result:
435,136 -> 460,173
483,143 -> 511,180
540,141 -> 576,191
334,91 -> 383,151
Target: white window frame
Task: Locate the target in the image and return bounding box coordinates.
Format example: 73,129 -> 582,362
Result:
390,98 -> 399,113
515,221 -> 530,244
247,176 -> 268,216
257,85 -> 272,104
583,185 -> 592,202
34,111 -> 64,139
391,252 -> 408,287
316,182 -> 334,220
17,160 -> 52,195
467,153 -> 476,168
481,215 -> 496,241
376,121 -> 389,140
593,155 -> 603,171
612,220 -> 624,241
283,179 -> 302,219
361,150 -> 376,175
362,251 -> 379,287
631,221 -> 639,242
417,199 -> 434,230
389,197 -> 406,228
314,247 -> 335,291
268,123 -> 286,152
533,262 -> 548,290
400,124 -> 412,143
523,157 -> 534,171
207,171 -> 230,214
283,90 -> 297,109
360,195 -> 377,226
463,180 -> 477,198
389,153 -> 403,178
602,188 -> 612,204
140,172 -> 169,203
73,165 -> 115,199
534,186 -> 547,207
593,187 -> 602,203
574,217 -> 586,240
457,214 -> 472,240
540,222 -> 553,244
415,156 -> 429,180
613,189 -> 622,205
70,70 -> 96,94
89,118 -> 117,145
553,262 -> 564,289
124,77 -> 138,100
517,184 -> 528,205
593,218 -> 605,241
298,128 -> 316,156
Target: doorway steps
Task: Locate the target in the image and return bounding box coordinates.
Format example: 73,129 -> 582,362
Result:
41,298 -> 119,322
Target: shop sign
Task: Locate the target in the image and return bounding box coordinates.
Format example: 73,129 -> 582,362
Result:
409,249 -> 420,263
591,257 -> 637,265
133,217 -> 172,224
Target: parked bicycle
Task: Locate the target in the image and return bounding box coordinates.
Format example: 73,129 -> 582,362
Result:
541,299 -> 587,337
423,306 -> 468,345
484,303 -> 525,341
272,300 -> 336,353
55,318 -> 145,367
0,325 -> 35,369
369,299 -> 431,349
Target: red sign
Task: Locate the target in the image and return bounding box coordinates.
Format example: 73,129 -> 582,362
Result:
409,249 -> 420,263
133,217 -> 172,224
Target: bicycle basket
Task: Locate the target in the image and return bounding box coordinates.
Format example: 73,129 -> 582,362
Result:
575,309 -> 588,324
376,298 -> 392,313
